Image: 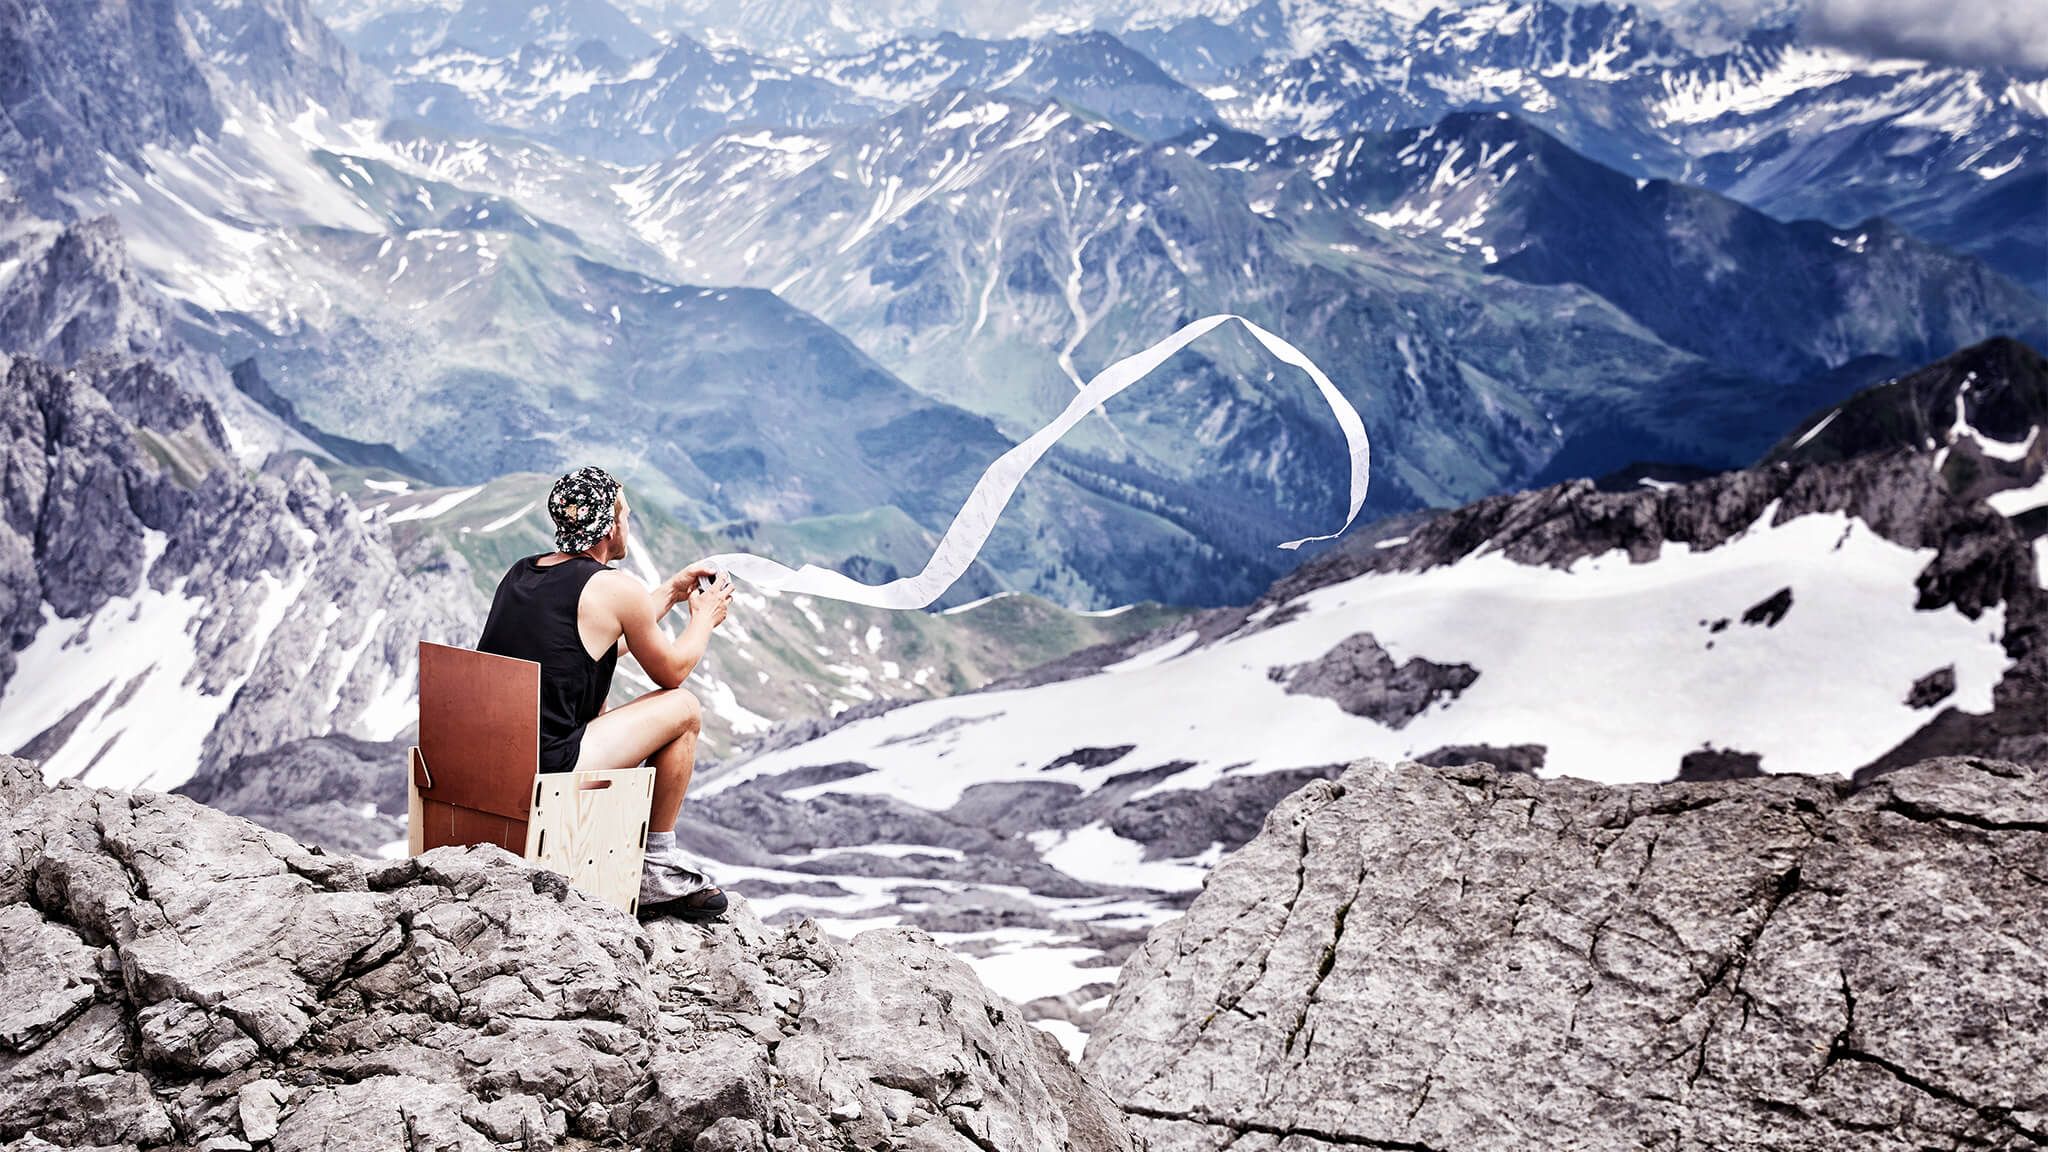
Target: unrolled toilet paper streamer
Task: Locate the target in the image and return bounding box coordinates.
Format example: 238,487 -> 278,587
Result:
698,313 -> 1371,610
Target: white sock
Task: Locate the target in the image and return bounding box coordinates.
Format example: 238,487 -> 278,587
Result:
646,830 -> 677,859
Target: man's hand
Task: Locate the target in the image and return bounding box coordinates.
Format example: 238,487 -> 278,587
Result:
687,571 -> 734,630
663,560 -> 722,606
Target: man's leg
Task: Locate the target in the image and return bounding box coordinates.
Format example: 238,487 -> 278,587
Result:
575,689 -> 725,918
576,687 -> 703,823
646,700 -> 698,833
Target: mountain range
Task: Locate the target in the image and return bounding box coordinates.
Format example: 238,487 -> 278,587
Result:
1,0 -> 2035,618
1,0 -> 2047,1092
323,0 -> 2047,294
0,33 -> 1178,801
1193,2 -> 2048,294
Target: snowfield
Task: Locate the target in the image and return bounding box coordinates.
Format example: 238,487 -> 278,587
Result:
709,507 -> 2010,806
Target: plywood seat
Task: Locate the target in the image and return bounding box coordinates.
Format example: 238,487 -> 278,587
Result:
408,641 -> 653,915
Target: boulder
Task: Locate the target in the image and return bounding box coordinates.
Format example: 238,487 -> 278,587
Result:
1087,756 -> 2048,1151
0,756 -> 1132,1152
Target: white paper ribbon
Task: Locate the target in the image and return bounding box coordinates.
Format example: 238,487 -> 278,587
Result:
699,314 -> 1370,609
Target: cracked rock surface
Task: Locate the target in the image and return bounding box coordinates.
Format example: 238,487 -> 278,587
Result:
1086,756 -> 2048,1152
0,756 -> 1131,1152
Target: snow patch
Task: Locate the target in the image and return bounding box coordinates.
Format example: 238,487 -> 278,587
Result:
1792,409 -> 1842,450
1039,823 -> 1220,891
0,532 -> 313,792
939,591 -> 1018,616
1103,630 -> 1199,673
385,486 -> 485,523
1988,471 -> 2048,518
480,501 -> 538,533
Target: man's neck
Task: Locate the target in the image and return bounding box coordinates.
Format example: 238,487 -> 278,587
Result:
543,547 -> 611,565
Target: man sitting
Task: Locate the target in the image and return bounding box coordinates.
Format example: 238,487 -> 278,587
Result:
475,465 -> 736,920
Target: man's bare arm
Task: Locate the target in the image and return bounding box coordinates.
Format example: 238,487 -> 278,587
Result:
606,570 -> 723,689
614,574 -> 685,659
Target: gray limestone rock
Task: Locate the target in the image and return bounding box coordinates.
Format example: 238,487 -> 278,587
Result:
1677,745 -> 1766,780
235,1080 -> 289,1143
1268,632 -> 1479,728
0,218 -> 203,377
777,926 -> 1130,1152
1413,743 -> 1546,774
694,1115 -> 768,1152
0,906 -> 104,1053
0,758 -> 1132,1152
176,0 -> 385,121
1908,665 -> 1959,709
0,1 -> 218,210
1086,756 -> 2048,1152
0,0 -> 380,210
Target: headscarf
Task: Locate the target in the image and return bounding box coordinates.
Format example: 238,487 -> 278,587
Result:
548,466 -> 621,554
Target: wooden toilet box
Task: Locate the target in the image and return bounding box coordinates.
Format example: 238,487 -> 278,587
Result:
408,641 -> 653,915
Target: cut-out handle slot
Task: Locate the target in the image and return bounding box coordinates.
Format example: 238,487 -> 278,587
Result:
577,778 -> 613,791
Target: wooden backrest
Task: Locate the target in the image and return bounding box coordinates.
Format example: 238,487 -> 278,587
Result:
416,641 -> 540,824
410,641 -> 656,910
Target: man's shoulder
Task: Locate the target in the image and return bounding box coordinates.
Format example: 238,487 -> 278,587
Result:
582,565 -> 646,604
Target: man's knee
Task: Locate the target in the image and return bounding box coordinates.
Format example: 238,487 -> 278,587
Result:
668,688 -> 702,736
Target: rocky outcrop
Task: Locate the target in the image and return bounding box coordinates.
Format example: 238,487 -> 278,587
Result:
0,0 -> 380,207
0,355 -> 216,688
0,202 -> 312,466
1086,756 -> 2048,1151
0,353 -> 478,786
1269,633 -> 1479,728
0,216 -> 202,374
1763,337 -> 2048,469
177,0 -> 384,121
1413,743 -> 1545,774
1282,449 -> 2034,606
0,756 -> 1133,1151
684,756 -> 1353,930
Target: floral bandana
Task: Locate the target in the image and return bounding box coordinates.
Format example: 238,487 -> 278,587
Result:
548,466 -> 621,554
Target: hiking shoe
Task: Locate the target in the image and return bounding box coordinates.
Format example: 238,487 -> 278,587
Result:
639,885 -> 728,923
638,857 -> 726,922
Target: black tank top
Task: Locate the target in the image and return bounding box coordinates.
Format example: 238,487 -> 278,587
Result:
476,554 -> 619,774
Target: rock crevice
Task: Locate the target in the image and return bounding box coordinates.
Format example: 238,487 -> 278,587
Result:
1088,756 -> 2048,1152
